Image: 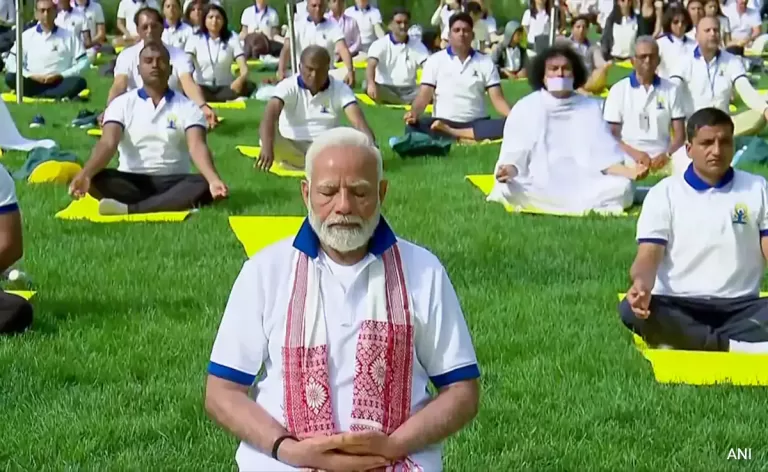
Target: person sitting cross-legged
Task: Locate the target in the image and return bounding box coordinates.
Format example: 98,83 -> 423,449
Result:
205,127 -> 481,472
404,12 -> 510,143
619,107 -> 768,353
603,36 -> 686,176
364,8 -> 428,105
68,42 -> 228,216
256,45 -> 375,172
488,44 -> 643,216
4,0 -> 89,100
114,0 -> 160,47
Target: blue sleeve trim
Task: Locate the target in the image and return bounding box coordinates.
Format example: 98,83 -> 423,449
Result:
343,101 -> 356,109
207,362 -> 256,386
637,238 -> 667,246
102,120 -> 125,130
0,203 -> 19,214
185,123 -> 207,131
760,229 -> 768,237
430,363 -> 480,388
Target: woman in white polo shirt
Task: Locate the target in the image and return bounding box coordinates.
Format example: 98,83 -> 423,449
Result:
162,0 -> 194,49
599,0 -> 638,61
704,0 -> 731,45
656,5 -> 695,79
72,0 -> 107,51
185,4 -> 256,102
521,0 -> 551,54
183,0 -> 208,33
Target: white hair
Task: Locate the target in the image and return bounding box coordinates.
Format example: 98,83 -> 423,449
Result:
630,35 -> 659,57
304,127 -> 383,183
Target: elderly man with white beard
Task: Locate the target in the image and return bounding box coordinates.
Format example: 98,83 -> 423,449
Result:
205,127 -> 481,472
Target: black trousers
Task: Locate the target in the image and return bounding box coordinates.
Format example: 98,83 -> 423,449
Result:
407,117 -> 505,141
4,73 -> 87,99
619,295 -> 768,351
89,169 -> 213,214
0,291 -> 33,334
200,83 -> 256,102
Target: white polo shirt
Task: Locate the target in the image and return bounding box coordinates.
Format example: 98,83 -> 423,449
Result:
116,0 -> 160,36
208,218 -> 480,472
0,0 -> 14,26
367,33 -> 429,88
294,0 -> 308,22
437,5 -> 460,40
724,4 -> 761,41
603,73 -> 686,157
74,1 -> 105,40
670,47 -> 746,115
55,8 -> 87,40
185,32 -> 243,87
521,9 -> 550,40
102,88 -> 207,175
420,48 -> 501,123
724,0 -> 762,9
114,40 -> 193,92
293,18 -> 345,67
344,4 -> 382,47
161,20 -> 194,49
272,75 -> 357,141
8,25 -> 86,77
0,164 -> 18,215
608,16 -> 638,59
240,4 -> 279,35
656,33 -> 696,79
637,166 -> 768,298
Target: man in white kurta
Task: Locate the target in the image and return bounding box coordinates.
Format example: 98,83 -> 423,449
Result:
206,128 -> 480,472
488,45 -> 641,215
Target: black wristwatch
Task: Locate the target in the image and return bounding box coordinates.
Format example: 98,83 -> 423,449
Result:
271,435 -> 297,460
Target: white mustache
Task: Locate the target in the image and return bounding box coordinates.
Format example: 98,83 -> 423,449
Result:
324,215 -> 364,226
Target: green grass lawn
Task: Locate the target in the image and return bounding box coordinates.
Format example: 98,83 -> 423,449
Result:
0,62 -> 767,470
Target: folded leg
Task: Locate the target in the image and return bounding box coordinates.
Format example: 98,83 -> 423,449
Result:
0,291 -> 33,334
273,133 -> 311,169
129,174 -> 212,213
90,169 -> 154,204
40,77 -> 87,99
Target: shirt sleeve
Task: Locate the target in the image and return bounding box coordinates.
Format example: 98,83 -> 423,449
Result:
116,0 -> 127,20
183,99 -> 207,130
113,49 -> 131,76
420,54 -> 438,87
727,54 -> 748,82
230,35 -> 244,59
208,260 -> 268,386
329,24 -> 345,44
415,264 -> 480,389
759,177 -> 768,236
367,37 -> 384,61
336,81 -> 357,108
268,9 -> 280,27
602,81 -> 624,124
171,48 -> 194,75
636,183 -> 671,245
371,9 -> 383,24
669,84 -> 686,120
0,164 -> 18,214
184,35 -> 197,55
94,4 -> 105,24
239,8 -> 251,28
272,77 -> 297,105
521,9 -> 532,27
102,96 -> 127,128
484,58 -> 501,88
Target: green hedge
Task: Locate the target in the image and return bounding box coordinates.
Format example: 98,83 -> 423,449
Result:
95,0 -> 526,36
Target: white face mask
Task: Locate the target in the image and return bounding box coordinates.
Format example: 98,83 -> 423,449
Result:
545,76 -> 574,92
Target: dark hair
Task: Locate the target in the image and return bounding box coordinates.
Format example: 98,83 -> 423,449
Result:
608,0 -> 636,25
528,44 -> 588,91
530,0 -> 552,16
687,107 -> 733,141
703,0 -> 725,17
197,3 -> 232,42
662,5 -> 693,34
572,15 -> 591,28
183,0 -> 209,24
390,7 -> 410,20
140,40 -> 170,61
134,6 -> 163,27
300,44 -> 331,65
449,12 -> 474,29
466,1 -> 483,14
421,29 -> 440,53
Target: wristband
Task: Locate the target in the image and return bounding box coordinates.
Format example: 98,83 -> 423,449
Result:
271,435 -> 297,460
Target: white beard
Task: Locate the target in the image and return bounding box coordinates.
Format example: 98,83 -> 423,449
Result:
308,198 -> 381,254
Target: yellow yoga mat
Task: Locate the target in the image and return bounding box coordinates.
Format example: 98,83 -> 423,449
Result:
55,194 -> 191,223
466,175 -> 636,217
115,46 -> 125,53
235,145 -> 306,178
618,292 -> 768,385
614,60 -> 633,69
28,161 -> 81,184
229,215 -> 304,257
209,100 -> 246,110
6,290 -> 35,300
231,59 -> 265,73
354,93 -> 433,113
334,60 -> 368,69
2,89 -> 90,104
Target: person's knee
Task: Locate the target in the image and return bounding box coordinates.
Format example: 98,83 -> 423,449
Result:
618,299 -> 638,330
4,72 -> 14,88
0,296 -> 33,335
74,77 -> 88,91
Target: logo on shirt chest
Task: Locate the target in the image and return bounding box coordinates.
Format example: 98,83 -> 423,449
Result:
732,203 -> 749,225
166,114 -> 178,130
656,97 -> 665,110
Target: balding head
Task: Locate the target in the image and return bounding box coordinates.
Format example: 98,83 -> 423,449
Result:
302,128 -> 387,257
300,45 -> 331,94
695,16 -> 721,52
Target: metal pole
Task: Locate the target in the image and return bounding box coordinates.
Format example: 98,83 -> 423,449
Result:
285,0 -> 298,75
548,0 -> 560,47
14,0 -> 22,103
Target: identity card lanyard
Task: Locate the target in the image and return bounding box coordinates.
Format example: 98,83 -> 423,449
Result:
206,37 -> 222,87
706,56 -> 719,99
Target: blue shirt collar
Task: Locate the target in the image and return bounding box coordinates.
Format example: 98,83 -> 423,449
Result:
388,32 -> 407,44
164,19 -> 182,29
293,216 -> 397,259
628,71 -> 661,88
683,163 -> 734,190
694,45 -> 720,60
253,2 -> 266,12
309,16 -> 327,24
662,33 -> 688,43
35,24 -> 58,34
297,75 -> 331,92
355,3 -> 371,11
137,87 -> 175,102
446,46 -> 476,59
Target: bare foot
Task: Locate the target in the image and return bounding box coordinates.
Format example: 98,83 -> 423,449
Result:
430,120 -> 448,133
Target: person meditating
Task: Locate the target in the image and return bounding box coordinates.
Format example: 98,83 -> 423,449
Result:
256,46 -> 375,172
205,127 -> 481,471
68,42 -> 228,216
488,44 -> 643,216
405,13 -> 510,142
620,107 -> 768,353
365,8 -> 428,105
107,7 -> 217,128
603,36 -> 686,175
4,0 -> 89,100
